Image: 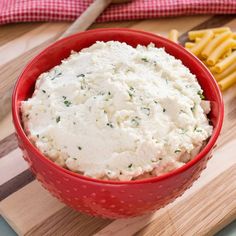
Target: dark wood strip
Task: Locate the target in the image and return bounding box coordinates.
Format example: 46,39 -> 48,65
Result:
0,133 -> 18,159
0,169 -> 35,201
179,15 -> 235,45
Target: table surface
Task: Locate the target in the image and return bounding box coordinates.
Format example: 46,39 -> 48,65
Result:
0,15 -> 236,235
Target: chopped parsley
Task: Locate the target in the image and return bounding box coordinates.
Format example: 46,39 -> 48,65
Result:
154,100 -> 158,104
77,74 -> 85,77
163,108 -> 166,112
73,158 -> 77,160
131,116 -> 140,127
106,122 -> 114,128
64,100 -> 72,107
77,146 -> 82,150
62,96 -> 67,100
129,86 -> 134,91
128,91 -> 133,99
36,134 -> 39,138
128,164 -> 133,168
80,78 -> 86,90
141,58 -> 149,62
197,90 -> 205,100
141,107 -> 150,116
174,149 -> 181,153
108,91 -> 111,96
42,90 -> 46,93
194,127 -> 202,132
56,116 -> 60,123
98,91 -> 105,96
191,103 -> 196,112
128,87 -> 135,99
51,71 -> 62,80
180,128 -> 187,134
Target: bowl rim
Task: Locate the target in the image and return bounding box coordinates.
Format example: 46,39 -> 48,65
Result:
12,28 -> 224,185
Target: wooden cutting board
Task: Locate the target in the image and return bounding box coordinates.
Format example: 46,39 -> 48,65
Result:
0,15 -> 236,236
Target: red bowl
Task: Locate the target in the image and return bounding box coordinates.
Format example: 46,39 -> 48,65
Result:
12,28 -> 224,219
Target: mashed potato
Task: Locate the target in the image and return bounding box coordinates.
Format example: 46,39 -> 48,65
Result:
21,41 -> 213,181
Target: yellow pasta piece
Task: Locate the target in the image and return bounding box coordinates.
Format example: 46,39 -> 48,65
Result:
185,42 -> 195,48
188,27 -> 230,40
206,39 -> 236,66
168,29 -> 179,43
201,31 -> 232,59
195,38 -> 201,43
218,70 -> 236,91
214,60 -> 236,81
208,66 -> 217,73
214,50 -> 236,73
199,60 -> 215,73
221,48 -> 232,59
233,33 -> 236,39
190,31 -> 214,56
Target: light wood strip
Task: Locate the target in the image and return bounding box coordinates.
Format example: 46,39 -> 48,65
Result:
0,22 -> 69,67
130,15 -> 210,37
26,207 -> 111,236
216,83 -> 236,149
0,180 -> 65,236
0,148 -> 28,185
96,208 -> 175,236
0,180 -> 111,236
0,23 -> 43,47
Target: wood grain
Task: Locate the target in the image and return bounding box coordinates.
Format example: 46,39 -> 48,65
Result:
0,23 -> 43,47
136,165 -> 236,236
0,133 -> 18,159
0,181 -> 65,236
0,148 -> 28,186
0,22 -> 69,66
0,169 -> 34,201
27,207 -> 112,236
0,113 -> 14,140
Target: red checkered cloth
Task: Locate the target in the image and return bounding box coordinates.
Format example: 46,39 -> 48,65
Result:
0,0 -> 236,25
